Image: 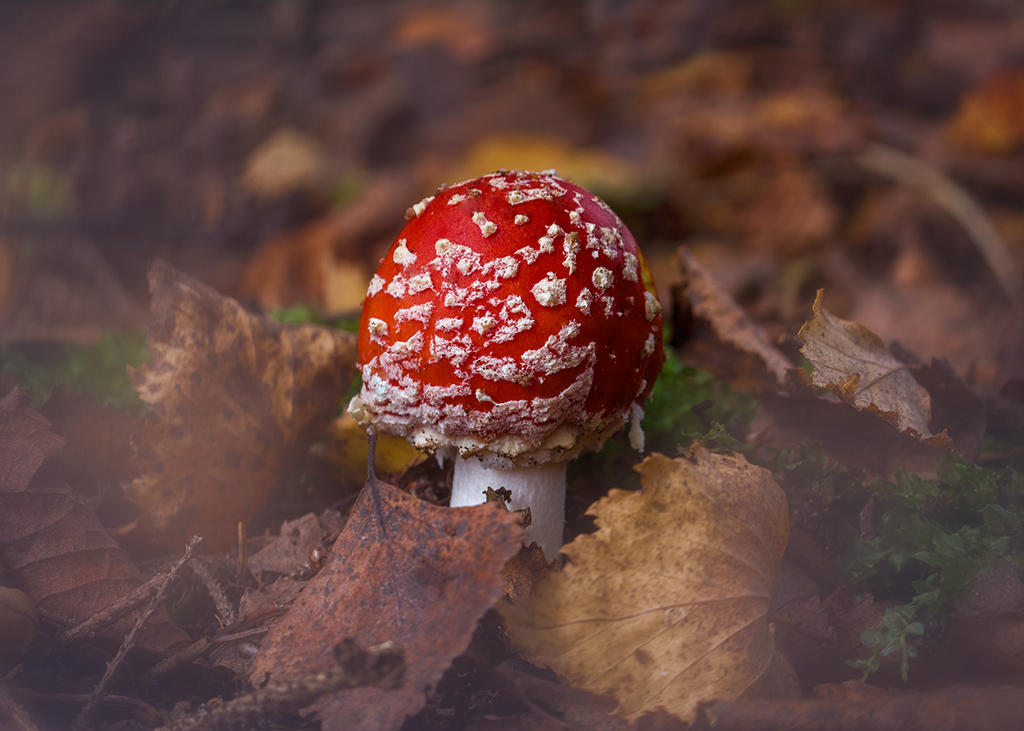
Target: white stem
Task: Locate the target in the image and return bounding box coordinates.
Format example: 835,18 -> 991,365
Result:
450,456 -> 567,562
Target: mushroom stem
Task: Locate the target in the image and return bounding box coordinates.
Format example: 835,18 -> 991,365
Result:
450,456 -> 567,561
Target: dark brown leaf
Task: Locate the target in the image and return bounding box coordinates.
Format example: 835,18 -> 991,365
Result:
675,248 -> 793,391
250,472 -> 523,731
0,390 -> 188,653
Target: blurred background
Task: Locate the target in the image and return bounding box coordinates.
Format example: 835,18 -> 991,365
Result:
1,0 -> 1023,388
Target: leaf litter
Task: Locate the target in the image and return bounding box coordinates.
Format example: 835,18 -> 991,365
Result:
2,2 -> 1024,729
250,438 -> 524,731
126,260 -> 357,551
501,446 -> 797,722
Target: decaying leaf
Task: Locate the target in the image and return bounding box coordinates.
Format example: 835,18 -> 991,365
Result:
250,470 -> 523,731
247,511 -> 340,576
798,290 -> 951,448
501,446 -> 796,722
127,261 -> 357,551
0,390 -> 189,652
676,248 -> 792,391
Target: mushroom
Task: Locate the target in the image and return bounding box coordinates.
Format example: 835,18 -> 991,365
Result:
348,170 -> 664,559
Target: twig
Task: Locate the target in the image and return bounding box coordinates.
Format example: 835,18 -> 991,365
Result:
3,686 -> 160,727
52,576 -> 162,649
190,559 -> 236,627
235,522 -> 248,582
155,638 -> 404,731
857,144 -> 1024,304
147,638 -> 211,678
72,534 -> 203,731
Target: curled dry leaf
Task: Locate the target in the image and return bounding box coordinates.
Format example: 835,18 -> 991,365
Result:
0,391 -> 189,652
501,446 -> 796,722
250,471 -> 523,731
798,290 -> 951,449
127,261 -> 357,551
676,248 -> 792,391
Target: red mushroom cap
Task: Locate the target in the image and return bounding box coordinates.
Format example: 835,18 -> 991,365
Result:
349,170 -> 664,467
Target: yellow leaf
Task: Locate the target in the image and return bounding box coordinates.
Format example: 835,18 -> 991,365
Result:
242,128 -> 325,199
798,290 -> 950,447
450,134 -> 647,202
501,446 -> 795,722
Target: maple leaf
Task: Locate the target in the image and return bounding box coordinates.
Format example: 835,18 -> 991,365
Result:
250,468 -> 523,731
501,445 -> 797,722
798,290 -> 951,449
0,391 -> 189,652
126,261 -> 357,550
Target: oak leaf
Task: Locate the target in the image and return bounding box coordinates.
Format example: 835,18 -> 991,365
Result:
126,261 -> 357,551
250,470 -> 523,731
798,290 -> 951,448
501,446 -> 796,722
0,391 -> 188,652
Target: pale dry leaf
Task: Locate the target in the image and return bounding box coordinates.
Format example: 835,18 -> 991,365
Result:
798,289 -> 950,447
127,261 -> 357,550
500,446 -> 796,722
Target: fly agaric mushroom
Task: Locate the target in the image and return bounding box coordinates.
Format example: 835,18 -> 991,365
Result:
348,170 -> 664,559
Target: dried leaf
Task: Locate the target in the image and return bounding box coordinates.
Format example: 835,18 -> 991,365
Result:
250,471 -> 523,731
238,174 -> 412,312
798,290 -> 951,448
392,5 -> 494,62
501,447 -> 796,722
248,512 -> 334,576
0,391 -> 189,652
242,128 -> 327,200
502,543 -> 558,603
0,586 -> 38,651
946,69 -> 1024,156
126,261 -> 357,551
676,248 -> 792,390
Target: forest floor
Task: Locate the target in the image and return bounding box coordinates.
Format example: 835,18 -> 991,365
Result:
1,1 -> 1023,730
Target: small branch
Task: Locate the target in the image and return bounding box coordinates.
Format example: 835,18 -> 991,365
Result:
73,535 -> 203,731
53,575 -> 162,649
155,638 -> 404,731
857,144 -> 1023,304
2,686 -> 160,728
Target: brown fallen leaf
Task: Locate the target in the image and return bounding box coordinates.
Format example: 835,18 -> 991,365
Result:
946,68 -> 1024,156
675,248 -> 793,391
126,261 -> 357,551
250,465 -> 523,731
237,173 -> 413,313
0,390 -> 188,653
798,290 -> 951,449
501,446 -> 797,722
247,512 -> 339,576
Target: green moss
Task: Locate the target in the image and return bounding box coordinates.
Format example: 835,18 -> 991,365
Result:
1,330 -> 149,415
